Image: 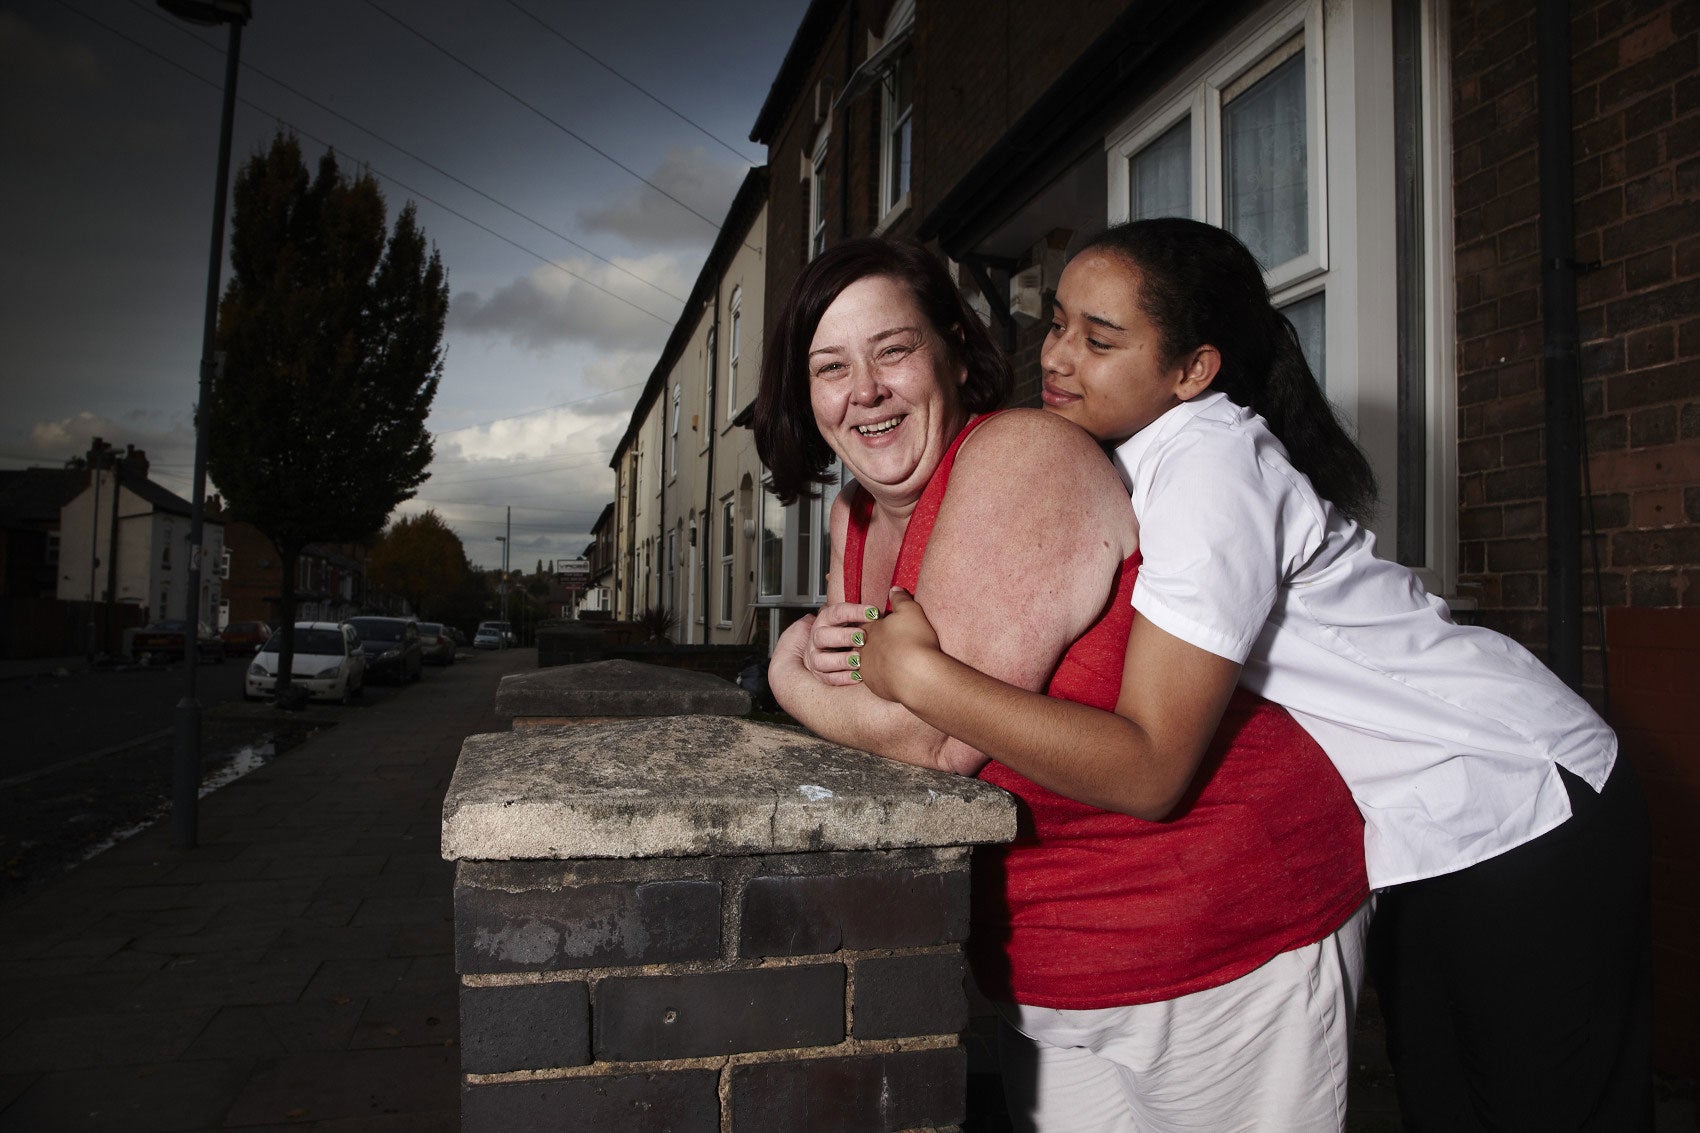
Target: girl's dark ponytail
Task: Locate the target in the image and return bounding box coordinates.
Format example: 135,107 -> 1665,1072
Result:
1258,308 -> 1378,524
1079,219 -> 1379,525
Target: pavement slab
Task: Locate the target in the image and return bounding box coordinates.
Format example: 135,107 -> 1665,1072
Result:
0,648 -> 527,1130
220,1046 -> 461,1127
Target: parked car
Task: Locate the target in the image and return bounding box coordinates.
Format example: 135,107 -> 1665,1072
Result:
445,626 -> 468,648
418,621 -> 456,666
347,616 -> 424,683
220,620 -> 271,653
246,622 -> 365,704
131,619 -> 225,664
473,621 -> 508,650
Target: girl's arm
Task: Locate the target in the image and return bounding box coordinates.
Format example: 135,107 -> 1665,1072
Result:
859,587 -> 1243,819
770,411 -> 1132,779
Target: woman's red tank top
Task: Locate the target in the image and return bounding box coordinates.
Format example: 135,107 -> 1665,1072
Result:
843,414 -> 1368,1008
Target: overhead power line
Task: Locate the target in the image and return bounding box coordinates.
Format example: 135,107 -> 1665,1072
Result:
500,0 -> 761,166
124,0 -> 690,306
360,0 -> 734,238
55,0 -> 680,327
127,0 -> 689,309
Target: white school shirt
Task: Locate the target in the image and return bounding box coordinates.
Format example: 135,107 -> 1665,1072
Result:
1113,391 -> 1617,889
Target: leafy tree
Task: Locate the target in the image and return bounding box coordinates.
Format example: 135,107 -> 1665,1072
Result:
368,509 -> 468,617
208,133 -> 447,698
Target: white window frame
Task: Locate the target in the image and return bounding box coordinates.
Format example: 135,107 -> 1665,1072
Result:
718,495 -> 735,628
1102,0 -> 1456,595
807,127 -> 830,261
1107,0 -> 1327,292
878,49 -> 914,224
669,384 -> 681,480
703,326 -> 716,446
727,288 -> 742,419
755,462 -> 845,609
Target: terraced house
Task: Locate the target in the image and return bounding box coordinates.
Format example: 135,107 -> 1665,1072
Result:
605,0 -> 1696,1075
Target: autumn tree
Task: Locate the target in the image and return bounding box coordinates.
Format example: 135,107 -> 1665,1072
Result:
207,132 -> 447,698
368,509 -> 468,617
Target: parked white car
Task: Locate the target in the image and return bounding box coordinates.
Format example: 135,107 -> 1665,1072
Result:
246,621 -> 366,704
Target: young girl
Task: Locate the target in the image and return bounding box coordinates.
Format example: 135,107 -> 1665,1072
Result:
852,218 -> 1652,1131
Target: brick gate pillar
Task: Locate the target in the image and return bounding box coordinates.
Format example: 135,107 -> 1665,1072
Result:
442,661 -> 1016,1131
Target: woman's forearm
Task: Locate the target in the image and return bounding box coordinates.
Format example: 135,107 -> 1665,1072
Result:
769,621 -> 958,772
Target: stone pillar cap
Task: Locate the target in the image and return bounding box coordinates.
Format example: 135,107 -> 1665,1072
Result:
494,658 -> 751,719
442,716 -> 1016,861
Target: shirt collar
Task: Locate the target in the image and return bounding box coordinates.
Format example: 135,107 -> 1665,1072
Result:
1112,390 -> 1230,481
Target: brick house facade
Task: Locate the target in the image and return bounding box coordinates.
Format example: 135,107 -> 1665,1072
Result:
743,0 -> 1696,1077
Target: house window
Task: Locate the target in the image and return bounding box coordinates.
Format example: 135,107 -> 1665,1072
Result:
162,522 -> 173,569
665,527 -> 678,614
807,128 -> 829,260
759,486 -> 784,597
220,548 -> 231,580
669,385 -> 681,479
719,497 -> 736,627
880,49 -> 914,220
727,288 -> 743,416
1103,0 -> 1455,592
704,326 -> 717,437
45,532 -> 59,567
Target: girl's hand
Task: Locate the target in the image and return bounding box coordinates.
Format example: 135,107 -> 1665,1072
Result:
800,601 -> 885,686
856,588 -> 941,702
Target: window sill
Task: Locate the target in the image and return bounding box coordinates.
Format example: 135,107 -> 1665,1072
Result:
872,195 -> 911,236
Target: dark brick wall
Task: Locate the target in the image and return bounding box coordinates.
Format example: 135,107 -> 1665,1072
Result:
917,0 -> 1124,210
456,848 -> 972,1132
1451,0 -> 1699,685
1452,1 -> 1698,1081
1607,607 -> 1700,1079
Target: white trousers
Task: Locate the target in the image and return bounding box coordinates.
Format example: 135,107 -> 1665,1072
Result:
994,899 -> 1372,1133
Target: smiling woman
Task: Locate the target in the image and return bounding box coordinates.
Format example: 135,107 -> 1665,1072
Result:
753,236 -> 1371,1130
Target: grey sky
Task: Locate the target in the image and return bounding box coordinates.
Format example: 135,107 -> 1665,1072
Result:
1,0 -> 803,570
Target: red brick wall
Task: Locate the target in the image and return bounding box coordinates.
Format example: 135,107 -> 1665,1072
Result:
916,0 -> 1124,212
1454,0 -> 1698,1082
1452,0 -> 1698,678
1607,607 -> 1699,1078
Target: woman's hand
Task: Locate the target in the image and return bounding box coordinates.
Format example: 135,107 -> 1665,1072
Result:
856,588 -> 942,703
799,601 -> 884,686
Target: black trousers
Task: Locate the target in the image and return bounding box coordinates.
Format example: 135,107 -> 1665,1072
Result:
1367,754 -> 1653,1132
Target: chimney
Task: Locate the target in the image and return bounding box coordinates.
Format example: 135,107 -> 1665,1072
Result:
122,445 -> 149,480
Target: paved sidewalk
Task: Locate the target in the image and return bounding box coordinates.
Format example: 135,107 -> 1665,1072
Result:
0,648 -> 532,1131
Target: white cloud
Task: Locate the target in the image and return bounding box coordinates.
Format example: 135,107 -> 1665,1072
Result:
448,252 -> 691,353
28,409 -> 193,467
577,146 -> 748,249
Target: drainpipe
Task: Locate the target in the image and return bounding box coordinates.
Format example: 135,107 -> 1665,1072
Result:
704,290 -> 721,645
1538,0 -> 1582,691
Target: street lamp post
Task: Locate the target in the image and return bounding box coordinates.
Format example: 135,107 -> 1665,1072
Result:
495,534 -> 508,627
163,0 -> 253,851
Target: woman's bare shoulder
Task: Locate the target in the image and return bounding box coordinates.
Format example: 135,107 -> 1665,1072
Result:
946,409 -> 1136,550
959,410 -> 1129,498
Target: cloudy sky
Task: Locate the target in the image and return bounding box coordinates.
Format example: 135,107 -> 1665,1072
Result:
0,0 -> 804,570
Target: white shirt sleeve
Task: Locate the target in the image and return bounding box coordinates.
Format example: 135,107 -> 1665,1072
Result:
1129,424 -> 1324,665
